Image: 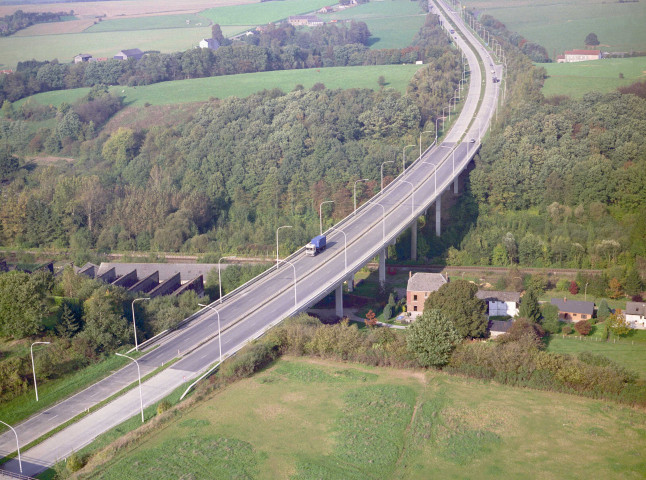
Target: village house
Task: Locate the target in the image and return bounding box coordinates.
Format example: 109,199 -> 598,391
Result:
114,48 -> 144,61
556,49 -> 601,63
199,38 -> 220,51
625,301 -> 646,329
74,53 -> 92,63
550,297 -> 594,322
406,272 -> 447,317
287,15 -> 324,27
476,290 -> 521,318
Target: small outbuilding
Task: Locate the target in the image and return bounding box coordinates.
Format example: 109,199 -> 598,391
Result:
114,48 -> 144,60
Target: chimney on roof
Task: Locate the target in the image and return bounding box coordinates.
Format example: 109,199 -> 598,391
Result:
564,297 -> 567,302
409,271 -> 412,279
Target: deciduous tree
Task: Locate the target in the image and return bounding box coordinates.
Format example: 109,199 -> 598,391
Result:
423,280 -> 487,338
406,309 -> 461,367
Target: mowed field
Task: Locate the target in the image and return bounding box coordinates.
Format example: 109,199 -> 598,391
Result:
16,64 -> 423,108
541,57 -> 646,98
328,0 -> 427,49
462,0 -> 646,59
81,357 -> 646,479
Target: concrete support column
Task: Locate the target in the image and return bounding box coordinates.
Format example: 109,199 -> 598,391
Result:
453,176 -> 459,194
335,284 -> 343,319
435,194 -> 441,237
379,248 -> 386,286
411,220 -> 417,261
346,273 -> 354,293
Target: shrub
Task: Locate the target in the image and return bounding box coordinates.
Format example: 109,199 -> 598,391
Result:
568,281 -> 579,295
562,325 -> 573,335
540,304 -> 560,334
66,452 -> 85,473
556,279 -> 570,291
157,400 -> 171,415
574,320 -> 592,336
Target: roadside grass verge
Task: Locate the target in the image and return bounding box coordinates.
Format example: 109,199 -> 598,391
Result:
0,354 -> 130,428
15,64 -> 424,109
72,357 -> 646,479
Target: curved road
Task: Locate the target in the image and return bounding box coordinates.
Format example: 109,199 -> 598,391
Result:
1,1 -> 502,476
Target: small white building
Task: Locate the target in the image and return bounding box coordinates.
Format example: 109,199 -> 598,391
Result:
625,302 -> 646,329
476,290 -> 520,318
557,49 -> 601,63
199,38 -> 220,51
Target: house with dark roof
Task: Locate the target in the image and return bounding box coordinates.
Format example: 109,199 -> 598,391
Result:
114,48 -> 144,60
550,297 -> 594,322
625,302 -> 646,329
476,290 -> 520,318
406,272 -> 447,317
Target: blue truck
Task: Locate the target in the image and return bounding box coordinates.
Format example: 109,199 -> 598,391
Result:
305,234 -> 326,256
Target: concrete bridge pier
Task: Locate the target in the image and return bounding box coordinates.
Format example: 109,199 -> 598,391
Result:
379,247 -> 386,286
435,194 -> 442,237
411,220 -> 417,261
454,176 -> 459,194
346,273 -> 354,292
335,284 -> 343,318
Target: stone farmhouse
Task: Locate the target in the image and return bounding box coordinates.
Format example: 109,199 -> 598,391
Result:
406,272 -> 447,317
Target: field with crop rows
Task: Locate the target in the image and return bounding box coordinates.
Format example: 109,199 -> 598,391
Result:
81,357 -> 646,479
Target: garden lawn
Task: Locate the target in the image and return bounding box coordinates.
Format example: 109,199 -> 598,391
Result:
541,57 -> 646,98
81,357 -> 646,480
546,335 -> 646,381
15,64 -> 423,108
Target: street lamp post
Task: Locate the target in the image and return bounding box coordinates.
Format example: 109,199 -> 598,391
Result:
198,303 -> 222,365
319,200 -> 334,235
419,130 -> 433,158
31,341 -> 50,402
115,353 -> 144,423
353,179 -> 369,213
327,227 -> 347,273
276,225 -> 293,264
131,298 -> 150,351
380,161 -> 394,191
402,144 -> 415,172
401,180 -> 414,217
277,259 -> 297,307
435,116 -> 445,143
0,421 -> 21,473
218,255 -> 237,304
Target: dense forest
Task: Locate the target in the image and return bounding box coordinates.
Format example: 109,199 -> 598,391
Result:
0,13 -> 460,260
0,9 -> 69,37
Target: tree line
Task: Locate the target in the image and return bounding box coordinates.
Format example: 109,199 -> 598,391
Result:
0,9 -> 70,37
0,14 -> 444,103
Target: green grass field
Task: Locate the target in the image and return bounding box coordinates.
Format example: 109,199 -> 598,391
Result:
0,27 -> 212,70
201,0 -> 332,25
85,14 -> 213,33
15,64 -> 423,108
80,357 -> 646,479
463,0 -> 646,59
541,57 -> 646,98
546,335 -> 646,381
328,0 -> 427,49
